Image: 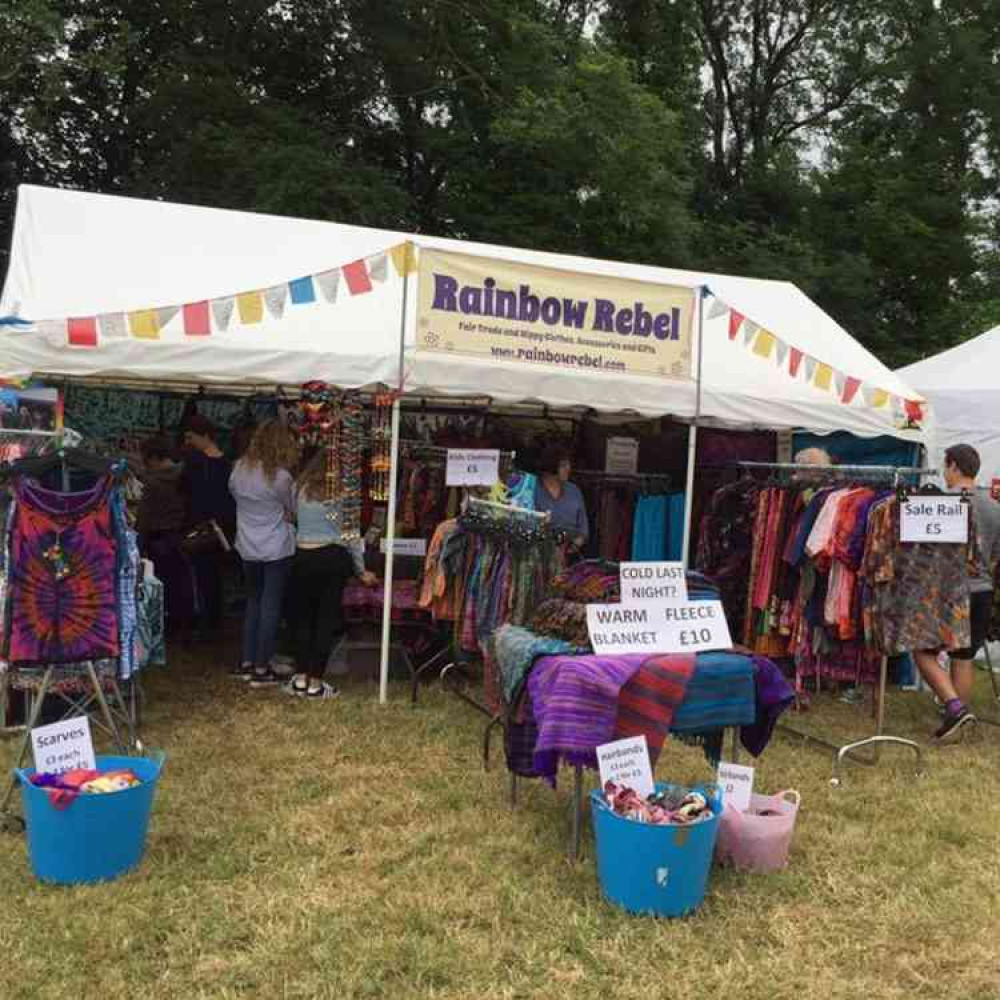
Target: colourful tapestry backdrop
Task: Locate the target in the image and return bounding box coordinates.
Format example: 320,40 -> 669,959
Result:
416,249 -> 696,380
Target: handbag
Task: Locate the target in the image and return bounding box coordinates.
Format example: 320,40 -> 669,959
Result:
180,519 -> 231,557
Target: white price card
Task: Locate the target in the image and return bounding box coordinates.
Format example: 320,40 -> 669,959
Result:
605,436 -> 639,475
446,449 -> 500,487
620,562 -> 687,604
900,497 -> 968,544
31,717 -> 97,775
597,735 -> 655,798
717,761 -> 755,812
586,600 -> 733,655
379,537 -> 427,557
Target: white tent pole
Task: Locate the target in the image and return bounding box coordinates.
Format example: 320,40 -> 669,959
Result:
680,286 -> 707,570
378,396 -> 402,705
378,242 -> 411,705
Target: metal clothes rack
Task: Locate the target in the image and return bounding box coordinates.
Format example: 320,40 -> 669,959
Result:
728,460 -> 935,782
733,460 -> 933,478
0,451 -> 140,832
465,496 -> 548,519
573,468 -> 674,487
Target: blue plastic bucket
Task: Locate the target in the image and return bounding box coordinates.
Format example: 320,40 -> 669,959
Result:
590,782 -> 722,918
16,752 -> 165,885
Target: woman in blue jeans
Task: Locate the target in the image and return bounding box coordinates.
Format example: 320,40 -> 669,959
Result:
229,420 -> 300,686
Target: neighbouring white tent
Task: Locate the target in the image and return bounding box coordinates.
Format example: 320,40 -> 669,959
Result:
898,326 -> 1000,483
1,185 -> 929,443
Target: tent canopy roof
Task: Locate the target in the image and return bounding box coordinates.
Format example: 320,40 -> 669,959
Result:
1,185 -> 926,440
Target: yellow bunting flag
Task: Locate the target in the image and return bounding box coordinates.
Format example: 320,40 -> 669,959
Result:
390,242 -> 418,276
237,291 -> 264,325
752,330 -> 775,359
128,309 -> 160,340
872,389 -> 889,409
813,363 -> 833,391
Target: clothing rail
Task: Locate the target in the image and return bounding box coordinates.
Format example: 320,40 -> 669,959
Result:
466,497 -> 549,520
725,462 -> 930,779
574,468 -> 672,481
733,460 -> 936,477
362,436 -> 517,461
0,428 -> 58,439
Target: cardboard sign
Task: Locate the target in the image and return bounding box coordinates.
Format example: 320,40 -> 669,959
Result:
717,761 -> 755,811
586,600 -> 733,655
379,537 -> 427,557
597,735 -> 655,798
605,436 -> 639,475
620,561 -> 687,604
899,497 -> 968,544
31,717 -> 97,775
446,449 -> 500,487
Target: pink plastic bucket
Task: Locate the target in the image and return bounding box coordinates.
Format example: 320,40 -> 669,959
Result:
714,789 -> 800,873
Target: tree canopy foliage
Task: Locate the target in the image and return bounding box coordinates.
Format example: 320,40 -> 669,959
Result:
3,0 -> 1000,365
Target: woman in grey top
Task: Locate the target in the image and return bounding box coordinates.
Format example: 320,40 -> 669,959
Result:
229,421 -> 300,686
286,448 -> 378,699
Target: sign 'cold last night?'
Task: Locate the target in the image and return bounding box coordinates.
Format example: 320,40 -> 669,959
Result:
416,249 -> 695,380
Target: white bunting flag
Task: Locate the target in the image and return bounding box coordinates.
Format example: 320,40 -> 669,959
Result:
264,284 -> 288,319
211,297 -> 235,332
316,269 -> 341,303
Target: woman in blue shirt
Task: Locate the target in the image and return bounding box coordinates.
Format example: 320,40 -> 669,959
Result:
287,448 -> 378,698
533,444 -> 588,553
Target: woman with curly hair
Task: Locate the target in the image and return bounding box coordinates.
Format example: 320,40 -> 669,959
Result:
229,420 -> 300,686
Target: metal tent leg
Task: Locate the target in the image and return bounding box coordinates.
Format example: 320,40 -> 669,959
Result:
0,666 -> 54,829
569,764 -> 584,862
780,657 -> 924,782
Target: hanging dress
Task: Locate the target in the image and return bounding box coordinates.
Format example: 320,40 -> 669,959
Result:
5,474 -> 120,665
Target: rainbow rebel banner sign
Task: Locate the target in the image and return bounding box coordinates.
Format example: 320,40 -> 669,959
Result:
416,249 -> 695,380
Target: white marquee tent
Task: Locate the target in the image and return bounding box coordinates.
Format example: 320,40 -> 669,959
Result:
1,185 -> 928,442
898,326 -> 1000,483
0,185 -> 933,701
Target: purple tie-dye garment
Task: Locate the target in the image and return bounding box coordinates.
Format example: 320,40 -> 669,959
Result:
6,475 -> 120,665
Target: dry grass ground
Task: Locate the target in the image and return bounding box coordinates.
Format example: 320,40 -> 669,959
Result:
2,644 -> 1000,1000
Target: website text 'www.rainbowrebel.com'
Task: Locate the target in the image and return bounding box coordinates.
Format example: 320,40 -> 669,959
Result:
490,343 -> 628,371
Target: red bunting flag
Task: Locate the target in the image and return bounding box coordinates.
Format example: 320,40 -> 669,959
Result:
789,348 -> 804,377
842,376 -> 862,405
342,260 -> 373,296
68,317 -> 98,347
728,310 -> 744,341
904,400 -> 924,423
183,301 -> 211,337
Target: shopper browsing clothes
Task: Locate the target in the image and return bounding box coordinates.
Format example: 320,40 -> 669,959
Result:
533,444 -> 588,552
229,420 -> 300,687
137,435 -> 195,639
181,415 -> 236,638
286,448 -> 378,699
913,443 -> 1000,742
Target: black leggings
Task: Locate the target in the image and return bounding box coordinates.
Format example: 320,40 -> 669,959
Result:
289,544 -> 355,677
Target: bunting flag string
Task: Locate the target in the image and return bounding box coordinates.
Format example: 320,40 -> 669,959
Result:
702,289 -> 923,420
29,241 -> 414,349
